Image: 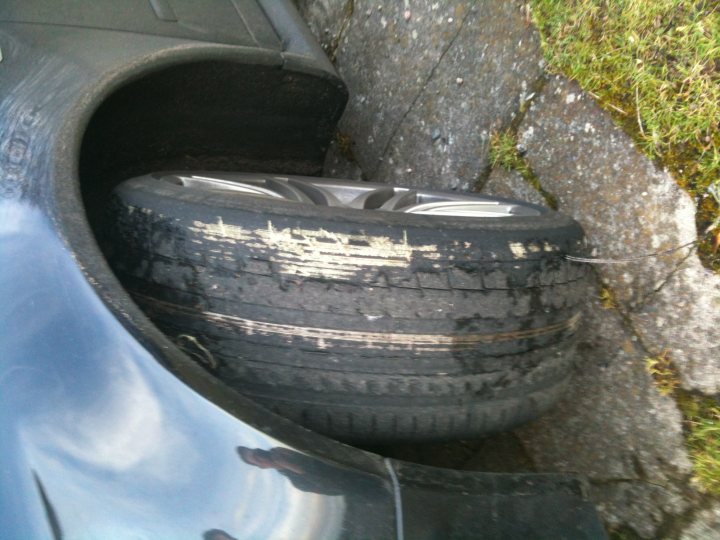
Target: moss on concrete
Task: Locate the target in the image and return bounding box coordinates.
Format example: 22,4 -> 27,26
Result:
645,352 -> 720,495
531,0 -> 720,271
489,129 -> 558,209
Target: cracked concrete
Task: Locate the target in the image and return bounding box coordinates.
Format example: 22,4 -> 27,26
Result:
517,76 -> 698,310
630,256 -> 720,394
304,0 -> 546,190
297,1 -> 717,537
517,74 -> 720,395
373,6 -> 472,180
636,249 -> 695,310
516,280 -> 695,537
317,1 -> 473,180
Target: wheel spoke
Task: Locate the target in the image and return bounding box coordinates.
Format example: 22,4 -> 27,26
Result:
379,190 -> 418,211
264,178 -> 315,204
286,178 -> 344,206
173,175 -> 284,199
404,200 -> 534,217
348,187 -> 396,209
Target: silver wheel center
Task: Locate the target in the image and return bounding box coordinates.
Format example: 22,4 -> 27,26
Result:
165,173 -> 541,218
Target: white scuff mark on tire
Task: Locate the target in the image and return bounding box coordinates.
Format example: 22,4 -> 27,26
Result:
509,242 -> 527,258
217,215 -> 228,237
188,218 -> 442,280
136,294 -> 582,353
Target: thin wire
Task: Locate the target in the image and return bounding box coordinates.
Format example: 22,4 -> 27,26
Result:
384,458 -> 404,540
565,240 -> 697,264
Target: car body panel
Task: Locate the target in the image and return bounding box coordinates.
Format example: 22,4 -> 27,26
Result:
0,204 -> 395,539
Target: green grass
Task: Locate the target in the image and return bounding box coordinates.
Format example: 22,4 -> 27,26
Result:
489,130 -> 526,173
645,350 -> 679,396
645,352 -> 720,495
679,393 -> 720,494
599,286 -> 618,310
489,130 -> 558,209
531,0 -> 720,270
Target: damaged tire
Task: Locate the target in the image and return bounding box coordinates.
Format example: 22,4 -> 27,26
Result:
105,172 -> 589,442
